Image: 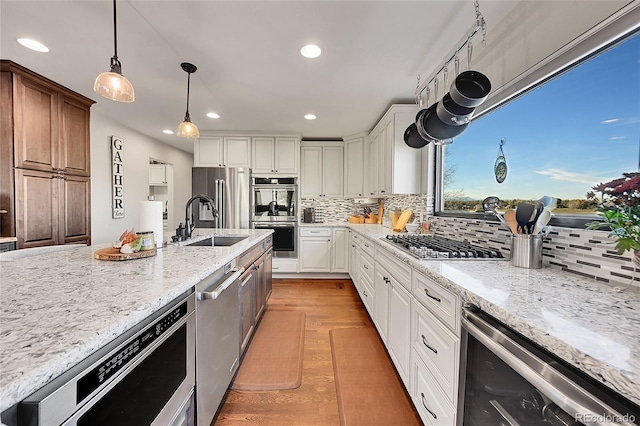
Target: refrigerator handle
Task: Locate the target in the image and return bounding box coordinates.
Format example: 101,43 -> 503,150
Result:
214,179 -> 220,228
218,179 -> 225,228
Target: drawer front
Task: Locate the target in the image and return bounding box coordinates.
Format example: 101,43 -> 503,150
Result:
376,247 -> 411,291
412,300 -> 459,403
360,273 -> 375,315
360,252 -> 375,283
413,271 -> 460,334
300,227 -> 331,237
412,354 -> 456,426
358,236 -> 375,258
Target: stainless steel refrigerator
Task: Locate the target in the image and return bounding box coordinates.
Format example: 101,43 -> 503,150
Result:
192,167 -> 251,229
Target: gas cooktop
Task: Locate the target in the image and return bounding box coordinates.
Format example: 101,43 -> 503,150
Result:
383,235 -> 506,260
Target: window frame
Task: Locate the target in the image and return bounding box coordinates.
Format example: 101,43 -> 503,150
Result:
434,5 -> 640,229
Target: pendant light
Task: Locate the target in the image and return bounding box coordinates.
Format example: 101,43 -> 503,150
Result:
177,62 -> 200,138
93,0 -> 135,102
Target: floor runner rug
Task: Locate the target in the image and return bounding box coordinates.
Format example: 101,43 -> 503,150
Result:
231,309 -> 305,391
330,327 -> 422,425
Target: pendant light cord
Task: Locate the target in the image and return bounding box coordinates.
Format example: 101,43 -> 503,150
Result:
113,0 -> 118,59
184,72 -> 192,121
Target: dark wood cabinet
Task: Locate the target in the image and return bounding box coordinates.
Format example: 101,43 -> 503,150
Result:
1,61 -> 94,248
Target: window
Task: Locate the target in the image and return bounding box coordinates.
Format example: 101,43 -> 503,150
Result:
441,31 -> 639,217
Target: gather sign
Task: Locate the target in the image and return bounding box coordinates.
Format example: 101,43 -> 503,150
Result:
111,136 -> 124,218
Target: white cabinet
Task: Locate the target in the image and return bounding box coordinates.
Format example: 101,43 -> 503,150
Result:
375,246 -> 413,386
299,228 -> 332,272
412,300 -> 460,403
194,136 -> 250,168
331,228 -> 349,273
367,104 -> 423,196
299,227 -> 350,273
387,274 -> 412,387
373,266 -> 390,343
412,355 -> 456,425
194,137 -> 223,167
252,137 -> 299,175
223,137 -> 251,168
348,231 -> 361,290
343,134 -> 366,198
347,231 -> 462,424
300,143 -> 343,198
149,164 -> 168,185
365,131 -> 379,197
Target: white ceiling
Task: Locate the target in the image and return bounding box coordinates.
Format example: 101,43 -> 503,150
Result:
1,0 -> 518,153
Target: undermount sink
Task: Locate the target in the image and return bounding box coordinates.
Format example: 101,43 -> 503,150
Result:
186,235 -> 249,247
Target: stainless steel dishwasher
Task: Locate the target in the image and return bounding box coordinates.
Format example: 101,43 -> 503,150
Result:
195,261 -> 244,426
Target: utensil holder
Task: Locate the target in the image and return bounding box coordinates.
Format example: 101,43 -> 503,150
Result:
510,234 -> 543,269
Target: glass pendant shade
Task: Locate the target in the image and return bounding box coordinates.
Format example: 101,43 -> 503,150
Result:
93,70 -> 134,102
94,0 -> 134,102
177,119 -> 200,138
178,62 -> 199,138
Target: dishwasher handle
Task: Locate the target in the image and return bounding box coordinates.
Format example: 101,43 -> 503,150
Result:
197,267 -> 245,300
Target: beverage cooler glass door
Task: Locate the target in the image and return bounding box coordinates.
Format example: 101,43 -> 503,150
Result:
459,308 -> 639,426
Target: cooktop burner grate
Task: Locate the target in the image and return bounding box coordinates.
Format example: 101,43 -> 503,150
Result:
383,235 -> 506,260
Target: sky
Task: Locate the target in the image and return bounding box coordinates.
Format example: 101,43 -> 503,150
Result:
445,32 -> 640,201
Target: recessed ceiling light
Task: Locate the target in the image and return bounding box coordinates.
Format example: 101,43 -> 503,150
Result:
17,38 -> 49,53
304,114 -> 317,120
300,44 -> 322,59
162,129 -> 174,134
206,112 -> 220,119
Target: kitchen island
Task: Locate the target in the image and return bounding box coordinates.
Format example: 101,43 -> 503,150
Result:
0,228 -> 272,415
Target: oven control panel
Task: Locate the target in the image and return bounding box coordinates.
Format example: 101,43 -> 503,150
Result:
76,302 -> 188,402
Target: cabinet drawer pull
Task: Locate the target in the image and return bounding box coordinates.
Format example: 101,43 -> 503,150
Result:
364,243 -> 370,248
424,289 -> 441,303
363,264 -> 368,270
421,335 -> 438,354
420,393 -> 437,419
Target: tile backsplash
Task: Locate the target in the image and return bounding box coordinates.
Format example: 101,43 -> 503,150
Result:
300,194 -> 427,224
300,195 -> 638,290
429,216 -> 639,291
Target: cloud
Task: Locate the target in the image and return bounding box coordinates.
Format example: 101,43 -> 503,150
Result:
534,168 -> 613,185
609,136 -> 625,140
600,118 -> 620,124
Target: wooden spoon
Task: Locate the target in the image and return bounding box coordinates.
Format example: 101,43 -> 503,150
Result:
504,209 -> 519,234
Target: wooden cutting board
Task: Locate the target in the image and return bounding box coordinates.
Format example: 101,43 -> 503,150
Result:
94,247 -> 157,261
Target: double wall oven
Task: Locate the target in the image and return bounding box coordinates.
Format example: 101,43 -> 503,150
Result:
250,177 -> 297,258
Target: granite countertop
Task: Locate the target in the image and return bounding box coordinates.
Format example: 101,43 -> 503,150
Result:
347,224 -> 640,407
0,228 -> 272,412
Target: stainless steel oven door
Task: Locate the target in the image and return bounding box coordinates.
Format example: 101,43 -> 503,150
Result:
253,222 -> 296,258
19,293 -> 196,426
251,185 -> 297,222
459,307 -> 638,426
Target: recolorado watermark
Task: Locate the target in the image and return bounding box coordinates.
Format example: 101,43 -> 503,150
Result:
575,413 -> 636,424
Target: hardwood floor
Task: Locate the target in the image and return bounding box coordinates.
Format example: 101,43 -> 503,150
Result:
213,278 -> 419,425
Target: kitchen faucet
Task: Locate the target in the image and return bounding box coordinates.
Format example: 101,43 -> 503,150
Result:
185,194 -> 218,239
